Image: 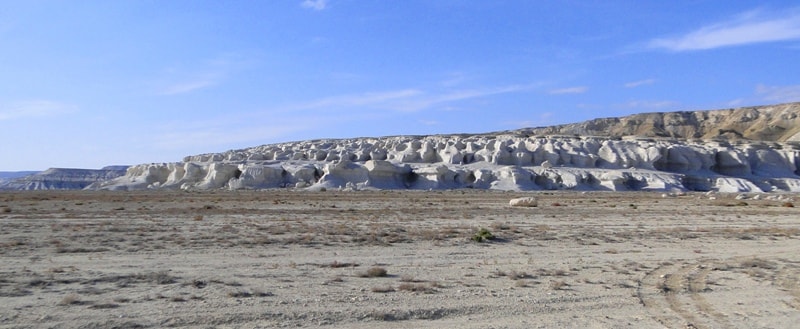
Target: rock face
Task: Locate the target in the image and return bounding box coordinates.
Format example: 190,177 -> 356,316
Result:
82,102 -> 800,193
0,171 -> 39,184
92,135 -> 800,193
517,102 -> 800,142
1,167 -> 128,190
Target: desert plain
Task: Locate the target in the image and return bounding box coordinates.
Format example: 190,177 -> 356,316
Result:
1,190 -> 799,328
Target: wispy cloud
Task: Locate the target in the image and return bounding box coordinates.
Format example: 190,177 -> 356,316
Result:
155,54 -> 255,96
648,8 -> 800,51
291,89 -> 423,111
615,100 -> 679,110
548,86 -> 587,95
624,79 -> 655,88
159,77 -> 218,95
150,116 -> 310,151
0,100 -> 75,121
301,0 -> 328,11
756,84 -> 800,103
287,84 -> 539,113
439,72 -> 471,87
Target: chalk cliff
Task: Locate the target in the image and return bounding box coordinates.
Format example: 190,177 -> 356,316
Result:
79,102 -> 800,192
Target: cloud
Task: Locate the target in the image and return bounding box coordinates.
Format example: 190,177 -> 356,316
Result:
159,78 -> 217,95
301,0 -> 328,11
548,86 -> 588,95
624,79 -> 655,88
156,54 -> 256,96
616,100 -> 679,110
648,9 -> 800,51
439,72 -> 470,87
291,89 -> 424,111
287,84 -> 539,113
727,98 -> 746,107
150,116 -> 310,151
0,100 -> 75,121
756,84 -> 800,103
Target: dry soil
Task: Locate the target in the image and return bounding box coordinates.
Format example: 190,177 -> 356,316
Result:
1,190 -> 799,328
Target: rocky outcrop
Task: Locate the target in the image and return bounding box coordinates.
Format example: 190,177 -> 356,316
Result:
0,171 -> 38,184
93,135 -> 800,193
516,102 -> 800,142
1,167 -> 128,190
14,102 -> 791,193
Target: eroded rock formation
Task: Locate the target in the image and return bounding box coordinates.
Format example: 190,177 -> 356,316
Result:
92,135 -> 800,193
1,167 -> 128,190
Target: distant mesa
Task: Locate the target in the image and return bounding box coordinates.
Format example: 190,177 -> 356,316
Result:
7,102 -> 800,193
0,167 -> 129,191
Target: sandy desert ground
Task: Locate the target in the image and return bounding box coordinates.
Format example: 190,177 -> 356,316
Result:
1,190 -> 799,328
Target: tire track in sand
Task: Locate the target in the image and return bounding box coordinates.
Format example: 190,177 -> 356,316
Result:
638,259 -> 731,329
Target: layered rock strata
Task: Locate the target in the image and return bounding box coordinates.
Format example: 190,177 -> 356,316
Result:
2,167 -> 128,190
92,136 -> 800,193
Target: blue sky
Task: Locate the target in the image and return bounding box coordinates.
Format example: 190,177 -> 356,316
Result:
2,1 -> 800,170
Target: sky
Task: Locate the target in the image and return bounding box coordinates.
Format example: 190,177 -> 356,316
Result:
2,1 -> 800,171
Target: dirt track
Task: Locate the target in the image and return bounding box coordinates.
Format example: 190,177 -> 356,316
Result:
1,190 -> 799,328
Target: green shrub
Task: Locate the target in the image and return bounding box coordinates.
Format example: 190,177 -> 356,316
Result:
471,228 -> 495,242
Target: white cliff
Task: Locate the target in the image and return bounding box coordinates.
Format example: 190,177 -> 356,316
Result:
89,103 -> 800,193
91,135 -> 800,193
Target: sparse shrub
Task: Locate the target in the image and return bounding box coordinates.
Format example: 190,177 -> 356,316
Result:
471,228 -> 495,242
328,260 -> 358,268
507,270 -> 530,280
191,279 -> 207,289
147,271 -> 177,284
358,267 -> 388,278
193,215 -> 204,221
324,276 -> 344,285
88,303 -> 119,309
227,289 -> 270,298
58,294 -> 83,305
370,285 -> 395,293
740,258 -> 776,269
228,290 -> 253,298
397,282 -> 435,293
782,202 -> 794,208
550,280 -> 568,290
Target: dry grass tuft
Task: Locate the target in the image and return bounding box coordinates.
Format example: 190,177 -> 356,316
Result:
327,260 -> 359,268
358,267 -> 388,278
228,289 -> 273,298
550,280 -> 568,290
58,294 -> 84,306
397,282 -> 435,293
739,258 -> 776,270
370,285 -> 395,293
